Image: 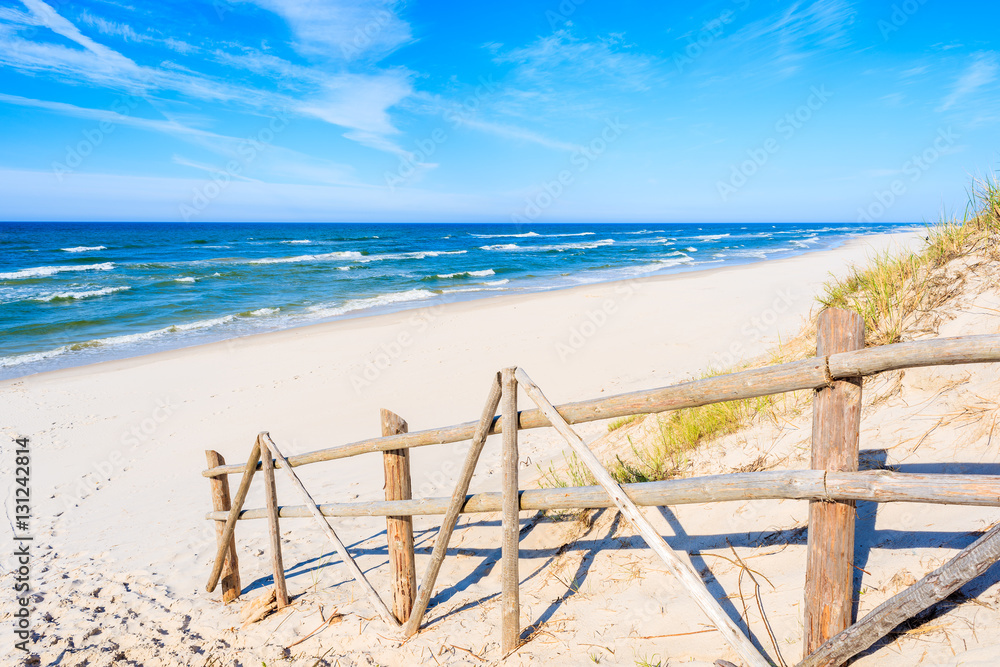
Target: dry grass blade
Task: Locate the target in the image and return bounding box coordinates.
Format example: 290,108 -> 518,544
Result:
727,541 -> 786,667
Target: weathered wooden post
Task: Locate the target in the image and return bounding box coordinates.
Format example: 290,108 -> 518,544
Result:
804,307 -> 865,655
204,450 -> 242,603
382,409 -> 417,623
262,446 -> 289,608
501,367 -> 521,654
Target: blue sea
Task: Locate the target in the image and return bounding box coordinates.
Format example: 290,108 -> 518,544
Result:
0,221 -> 918,379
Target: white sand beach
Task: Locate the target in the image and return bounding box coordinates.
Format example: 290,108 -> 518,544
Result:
11,229 -> 1000,667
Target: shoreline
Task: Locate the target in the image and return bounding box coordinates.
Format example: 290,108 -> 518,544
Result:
2,229 -> 924,384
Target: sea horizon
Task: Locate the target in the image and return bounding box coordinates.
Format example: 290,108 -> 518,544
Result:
0,220 -> 919,380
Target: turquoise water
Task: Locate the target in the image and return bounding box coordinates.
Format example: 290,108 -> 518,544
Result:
0,221 -> 916,379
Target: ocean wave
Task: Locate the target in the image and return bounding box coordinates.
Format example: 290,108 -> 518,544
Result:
481,239 -> 614,252
250,251 -> 364,265
175,277 -> 196,283
0,262 -> 115,280
485,279 -> 509,285
686,247 -> 698,252
790,235 -> 821,248
471,231 -> 595,239
281,239 -> 312,244
61,245 -> 107,253
627,256 -> 695,274
622,229 -> 666,235
695,234 -> 730,241
241,307 -> 280,317
0,314 -> 240,368
435,269 -> 495,279
249,249 -> 464,266
441,286 -> 510,294
307,289 -> 436,319
32,286 -> 129,302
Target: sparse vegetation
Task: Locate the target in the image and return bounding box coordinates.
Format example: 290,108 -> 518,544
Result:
821,175 -> 1000,345
608,414 -> 643,432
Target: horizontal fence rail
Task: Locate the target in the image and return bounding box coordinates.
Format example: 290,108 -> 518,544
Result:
203,334 -> 1000,478
205,471 -> 1000,521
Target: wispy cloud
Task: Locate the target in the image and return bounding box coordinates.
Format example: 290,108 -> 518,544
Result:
712,0 -> 857,78
454,117 -> 583,152
247,0 -> 413,61
1,1 -> 416,155
938,51 -> 999,111
494,30 -> 661,95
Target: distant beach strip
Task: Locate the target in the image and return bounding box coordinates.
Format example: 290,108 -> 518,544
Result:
0,221 -> 917,378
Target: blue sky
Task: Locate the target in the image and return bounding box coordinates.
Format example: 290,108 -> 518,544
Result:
0,0 -> 997,223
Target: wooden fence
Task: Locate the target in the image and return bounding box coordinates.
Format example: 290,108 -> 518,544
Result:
201,309 -> 1000,667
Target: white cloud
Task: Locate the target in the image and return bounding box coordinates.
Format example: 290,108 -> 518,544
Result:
247,0 -> 412,61
297,71 -> 413,152
938,52 -> 999,112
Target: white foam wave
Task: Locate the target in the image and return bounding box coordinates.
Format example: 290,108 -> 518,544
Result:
250,251 -> 364,265
695,234 -> 730,241
622,230 -> 665,235
471,232 -> 595,239
175,277 -> 196,283
249,307 -> 280,316
485,279 -> 509,285
481,239 -> 614,252
281,239 -> 312,244
307,289 -> 436,319
32,286 -> 129,302
436,269 -> 496,279
0,315 -> 237,368
61,245 -> 107,253
249,249 -> 464,265
441,286 -> 510,294
0,263 -> 115,280
790,235 -> 821,248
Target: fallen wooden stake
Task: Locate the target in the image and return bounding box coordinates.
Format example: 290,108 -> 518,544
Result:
799,520 -> 1000,667
403,373 -> 504,637
206,439 -> 262,593
258,432 -> 400,628
241,588 -> 277,628
515,368 -> 772,667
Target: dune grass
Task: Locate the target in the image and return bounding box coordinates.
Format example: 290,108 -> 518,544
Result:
539,175 -> 1000,490
820,175 -> 1000,345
